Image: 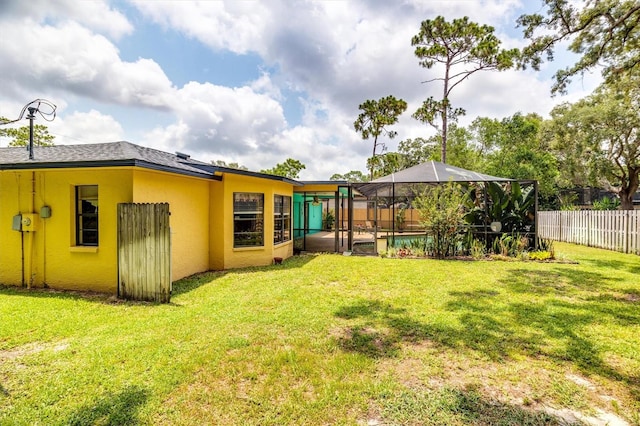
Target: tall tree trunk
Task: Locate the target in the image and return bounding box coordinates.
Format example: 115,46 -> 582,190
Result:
619,168 -> 639,210
370,135 -> 378,180
619,189 -> 634,210
441,64 -> 450,164
441,104 -> 447,164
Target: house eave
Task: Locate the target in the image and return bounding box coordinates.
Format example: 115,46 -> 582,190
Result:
205,165 -> 303,186
0,159 -> 222,180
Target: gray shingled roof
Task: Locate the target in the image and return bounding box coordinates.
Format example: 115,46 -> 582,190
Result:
0,141 -> 304,185
0,141 -> 216,178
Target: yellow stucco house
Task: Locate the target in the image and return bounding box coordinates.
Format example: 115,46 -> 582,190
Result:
0,141 -> 340,296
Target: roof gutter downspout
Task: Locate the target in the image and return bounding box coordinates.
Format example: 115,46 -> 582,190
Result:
26,171 -> 35,288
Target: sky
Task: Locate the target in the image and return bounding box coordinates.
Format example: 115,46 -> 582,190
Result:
0,0 -> 602,180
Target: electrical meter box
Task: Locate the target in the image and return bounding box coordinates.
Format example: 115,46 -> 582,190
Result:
21,213 -> 38,232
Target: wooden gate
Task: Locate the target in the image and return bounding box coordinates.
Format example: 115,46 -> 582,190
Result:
118,203 -> 171,302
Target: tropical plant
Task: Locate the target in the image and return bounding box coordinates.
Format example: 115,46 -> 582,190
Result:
592,196 -> 621,211
469,238 -> 486,260
492,233 -> 529,257
536,237 -> 555,253
464,181 -> 535,234
395,206 -> 406,230
323,209 -> 335,231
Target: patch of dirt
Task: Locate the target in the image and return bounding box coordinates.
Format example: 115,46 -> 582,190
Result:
374,344 -> 633,426
543,406 -> 630,426
0,340 -> 69,360
0,342 -> 47,360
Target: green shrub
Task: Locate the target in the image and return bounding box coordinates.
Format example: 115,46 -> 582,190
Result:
470,238 -> 486,260
536,237 -> 555,258
492,233 -> 529,257
414,182 -> 467,258
529,251 -> 553,261
592,196 -> 620,210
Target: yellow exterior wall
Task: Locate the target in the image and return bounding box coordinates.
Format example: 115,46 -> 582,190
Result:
217,173 -> 294,269
0,171 -> 29,285
209,179 -> 225,271
0,165 -> 296,293
132,169 -> 211,281
0,168 -> 132,293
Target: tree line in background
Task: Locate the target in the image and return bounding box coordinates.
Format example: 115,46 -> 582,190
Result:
341,1 -> 640,210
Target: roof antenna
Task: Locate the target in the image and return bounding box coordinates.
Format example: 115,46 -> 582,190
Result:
0,99 -> 57,160
27,107 -> 37,160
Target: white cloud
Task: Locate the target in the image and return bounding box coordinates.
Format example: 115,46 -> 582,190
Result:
249,73 -> 283,101
143,81 -> 287,157
0,20 -> 175,109
49,109 -> 125,144
132,0 -> 270,54
0,0 -> 133,40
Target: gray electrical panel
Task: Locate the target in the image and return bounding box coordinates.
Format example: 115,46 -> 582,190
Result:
12,214 -> 22,231
40,205 -> 52,218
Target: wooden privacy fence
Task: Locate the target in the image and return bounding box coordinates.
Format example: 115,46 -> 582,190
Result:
118,203 -> 171,302
538,210 -> 640,254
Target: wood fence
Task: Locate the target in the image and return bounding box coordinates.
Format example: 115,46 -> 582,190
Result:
118,203 -> 171,302
537,210 -> 640,254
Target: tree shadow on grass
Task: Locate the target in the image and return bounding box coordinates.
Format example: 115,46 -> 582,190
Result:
499,267 -> 640,400
170,270 -> 228,296
583,258 -> 640,275
334,268 -> 640,402
334,300 -> 409,358
64,385 -> 148,426
172,253 -> 318,297
333,297 -> 537,360
0,285 -> 114,303
503,267 -> 620,296
334,300 -> 592,424
382,385 -> 582,425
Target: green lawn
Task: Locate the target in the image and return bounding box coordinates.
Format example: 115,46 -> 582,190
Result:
1,242 -> 639,425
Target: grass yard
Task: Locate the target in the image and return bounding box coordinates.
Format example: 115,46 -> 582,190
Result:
1,242 -> 639,425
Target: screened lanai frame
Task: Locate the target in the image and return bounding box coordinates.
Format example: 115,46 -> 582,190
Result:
293,185 -> 353,253
350,161 -> 539,254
